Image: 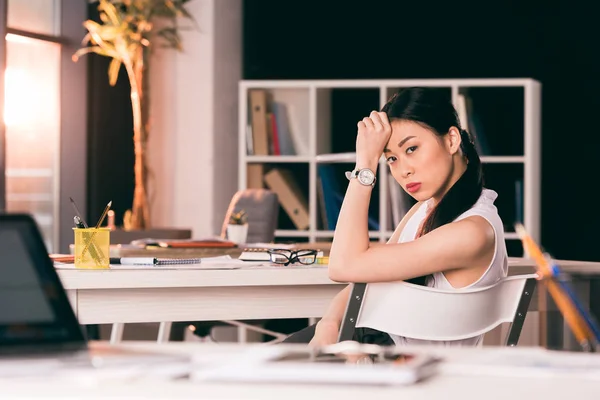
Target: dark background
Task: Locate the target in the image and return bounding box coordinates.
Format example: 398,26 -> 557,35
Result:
242,0 -> 600,262
87,0 -> 600,262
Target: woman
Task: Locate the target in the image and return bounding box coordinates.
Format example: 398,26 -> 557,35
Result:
283,87 -> 508,346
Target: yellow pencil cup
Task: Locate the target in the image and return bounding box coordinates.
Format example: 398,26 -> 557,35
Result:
73,228 -> 110,269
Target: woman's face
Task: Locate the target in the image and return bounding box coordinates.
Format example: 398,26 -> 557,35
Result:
383,120 -> 460,202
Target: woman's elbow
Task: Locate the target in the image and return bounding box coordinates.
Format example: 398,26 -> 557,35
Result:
327,259 -> 348,282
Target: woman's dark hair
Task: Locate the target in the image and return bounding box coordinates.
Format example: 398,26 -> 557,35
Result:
381,87 -> 484,286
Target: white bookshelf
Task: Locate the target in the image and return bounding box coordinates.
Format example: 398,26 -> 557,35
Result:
239,79 -> 541,255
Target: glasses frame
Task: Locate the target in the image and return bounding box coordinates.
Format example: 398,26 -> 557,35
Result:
267,248 -> 318,266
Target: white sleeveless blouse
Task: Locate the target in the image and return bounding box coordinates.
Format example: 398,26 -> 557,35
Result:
389,188 -> 508,347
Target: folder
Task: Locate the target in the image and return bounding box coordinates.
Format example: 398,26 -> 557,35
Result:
247,164 -> 264,189
264,168 -> 309,230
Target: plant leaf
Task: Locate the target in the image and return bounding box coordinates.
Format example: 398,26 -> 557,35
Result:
108,58 -> 122,86
156,27 -> 181,49
97,0 -> 123,26
72,45 -> 115,62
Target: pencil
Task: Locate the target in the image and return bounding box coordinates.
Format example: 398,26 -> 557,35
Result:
94,200 -> 113,228
80,201 -> 112,264
69,197 -> 89,228
546,255 -> 600,343
515,223 -> 593,350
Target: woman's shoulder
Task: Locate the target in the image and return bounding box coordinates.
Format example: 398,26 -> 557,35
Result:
460,188 -> 500,217
455,188 -> 505,239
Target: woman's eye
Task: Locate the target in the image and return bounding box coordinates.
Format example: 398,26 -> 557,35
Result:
386,156 -> 397,164
406,146 -> 417,154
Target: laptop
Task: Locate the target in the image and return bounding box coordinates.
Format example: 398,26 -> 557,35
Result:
0,213 -> 189,375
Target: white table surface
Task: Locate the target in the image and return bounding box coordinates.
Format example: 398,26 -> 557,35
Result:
1,342 -> 599,399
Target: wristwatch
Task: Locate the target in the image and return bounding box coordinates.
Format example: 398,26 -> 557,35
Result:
345,168 -> 377,187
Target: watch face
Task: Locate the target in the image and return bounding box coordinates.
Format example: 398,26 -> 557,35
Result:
358,169 -> 375,185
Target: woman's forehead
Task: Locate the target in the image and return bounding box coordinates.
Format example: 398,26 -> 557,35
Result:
390,120 -> 433,138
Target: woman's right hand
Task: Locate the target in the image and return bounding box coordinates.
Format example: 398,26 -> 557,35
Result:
309,319 -> 340,347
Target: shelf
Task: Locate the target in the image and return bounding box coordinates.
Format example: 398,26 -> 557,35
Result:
315,153 -> 356,163
314,154 -> 525,164
274,230 -> 310,237
316,153 -> 389,164
480,156 -> 525,163
314,230 -> 382,238
247,155 -> 311,163
241,79 -> 541,257
241,78 -> 537,89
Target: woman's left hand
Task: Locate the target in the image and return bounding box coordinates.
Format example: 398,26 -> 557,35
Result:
356,111 -> 392,169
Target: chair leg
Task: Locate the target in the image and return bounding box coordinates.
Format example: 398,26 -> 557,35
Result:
157,322 -> 172,343
223,320 -> 287,342
338,283 -> 367,342
506,278 -> 537,346
110,323 -> 125,344
237,326 -> 247,343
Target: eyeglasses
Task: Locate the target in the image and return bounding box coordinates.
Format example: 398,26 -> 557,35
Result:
267,249 -> 318,266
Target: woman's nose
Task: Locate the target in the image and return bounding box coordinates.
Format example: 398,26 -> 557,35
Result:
401,163 -> 414,178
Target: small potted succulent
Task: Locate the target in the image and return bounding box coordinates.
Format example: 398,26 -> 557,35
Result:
227,210 -> 249,244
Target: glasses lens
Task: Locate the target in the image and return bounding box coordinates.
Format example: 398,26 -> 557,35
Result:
295,249 -> 317,265
268,249 -> 292,264
270,254 -> 290,264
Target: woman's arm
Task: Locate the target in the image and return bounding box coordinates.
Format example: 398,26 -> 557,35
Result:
383,200 -> 423,245
329,215 -> 495,283
316,285 -> 351,331
328,110 -> 389,274
317,201 -> 423,333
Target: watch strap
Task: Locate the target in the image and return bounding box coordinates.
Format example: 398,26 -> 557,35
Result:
346,168 -> 376,187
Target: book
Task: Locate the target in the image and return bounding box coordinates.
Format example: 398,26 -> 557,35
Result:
49,253 -> 75,263
318,165 -> 379,230
271,102 -> 295,155
249,89 -> 269,155
130,238 -> 237,249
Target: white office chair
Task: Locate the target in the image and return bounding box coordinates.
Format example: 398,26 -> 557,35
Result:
338,274 -> 538,346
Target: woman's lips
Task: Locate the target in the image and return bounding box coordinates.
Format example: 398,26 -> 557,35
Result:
406,183 -> 421,193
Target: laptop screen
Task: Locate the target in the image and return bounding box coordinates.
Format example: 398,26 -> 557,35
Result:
0,214 -> 86,352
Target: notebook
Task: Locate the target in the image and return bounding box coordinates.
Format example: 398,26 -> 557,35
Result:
193,341 -> 440,386
107,255 -> 242,269
110,257 -> 203,265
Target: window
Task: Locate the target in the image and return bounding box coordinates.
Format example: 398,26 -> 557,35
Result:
4,33 -> 60,251
1,0 -> 85,253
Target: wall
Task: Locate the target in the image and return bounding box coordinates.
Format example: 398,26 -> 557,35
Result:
148,0 -> 241,238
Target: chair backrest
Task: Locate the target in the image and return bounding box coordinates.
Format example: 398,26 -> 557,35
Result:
338,274 -> 537,346
220,189 -> 279,243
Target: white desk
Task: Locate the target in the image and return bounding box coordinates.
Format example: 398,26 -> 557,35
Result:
58,265 -> 342,325
56,257 -> 600,346
1,342 -> 599,399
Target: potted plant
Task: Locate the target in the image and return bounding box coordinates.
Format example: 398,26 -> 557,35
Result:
73,0 -> 195,230
227,210 -> 248,244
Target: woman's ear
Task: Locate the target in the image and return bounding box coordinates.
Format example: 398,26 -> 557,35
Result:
445,127 -> 462,155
